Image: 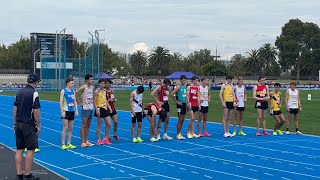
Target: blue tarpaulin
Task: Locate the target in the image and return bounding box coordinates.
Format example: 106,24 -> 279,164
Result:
166,72 -> 197,79
95,73 -> 114,79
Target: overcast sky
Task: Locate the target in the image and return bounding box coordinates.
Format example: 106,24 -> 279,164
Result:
1,0 -> 319,59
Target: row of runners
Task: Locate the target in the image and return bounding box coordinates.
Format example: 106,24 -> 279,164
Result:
59,74 -> 302,149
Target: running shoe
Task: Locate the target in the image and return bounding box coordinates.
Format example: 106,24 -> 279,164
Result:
198,132 -> 204,137
228,132 -> 234,137
192,133 -> 200,138
239,131 -> 247,136
224,133 -> 230,138
176,134 -> 183,140
81,143 -> 87,148
273,131 -> 277,136
35,148 -> 40,153
150,137 -> 157,142
256,131 -> 261,136
157,134 -> 161,141
97,139 -> 104,145
67,144 -> 76,149
15,174 -> 23,180
137,137 -> 143,143
232,131 -> 236,137
203,132 -> 212,137
296,131 -> 303,135
86,141 -> 94,146
163,134 -> 173,140
133,138 -> 138,143
113,135 -> 119,141
180,134 -> 186,139
102,138 -> 112,145
277,130 -> 283,135
263,131 -> 270,136
187,133 -> 193,139
286,131 -> 290,135
61,144 -> 68,150
24,173 -> 40,180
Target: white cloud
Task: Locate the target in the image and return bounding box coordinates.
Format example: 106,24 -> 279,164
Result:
129,42 -> 149,53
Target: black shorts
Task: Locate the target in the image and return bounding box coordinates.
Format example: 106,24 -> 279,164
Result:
61,111 -> 75,121
132,112 -> 143,123
94,108 -> 110,118
225,102 -> 234,110
270,110 -> 282,116
15,122 -> 39,150
200,106 -> 209,114
289,108 -> 299,115
255,101 -> 268,110
235,107 -> 245,111
177,103 -> 187,116
191,106 -> 199,113
162,102 -> 170,113
109,109 -> 118,117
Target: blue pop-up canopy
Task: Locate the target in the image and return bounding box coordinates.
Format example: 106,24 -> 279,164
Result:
166,72 -> 196,79
95,73 -> 114,79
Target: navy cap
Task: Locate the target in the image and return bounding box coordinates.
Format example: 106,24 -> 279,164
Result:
27,73 -> 41,83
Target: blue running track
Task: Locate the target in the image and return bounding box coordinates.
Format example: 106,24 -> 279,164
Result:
0,95 -> 319,180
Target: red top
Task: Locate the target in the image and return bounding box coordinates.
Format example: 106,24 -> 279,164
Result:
256,84 -> 267,102
145,103 -> 161,114
158,85 -> 169,103
106,90 -> 116,110
189,85 -> 199,107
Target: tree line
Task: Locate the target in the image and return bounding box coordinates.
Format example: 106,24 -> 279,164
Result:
1,19 -> 320,81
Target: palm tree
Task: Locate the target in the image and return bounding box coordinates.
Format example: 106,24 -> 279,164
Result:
246,49 -> 262,76
148,46 -> 171,75
129,50 -> 147,75
170,52 -> 184,72
259,43 -> 278,75
229,54 -> 246,76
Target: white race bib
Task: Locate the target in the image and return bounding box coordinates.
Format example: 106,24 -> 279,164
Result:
68,102 -> 74,107
192,96 -> 197,99
182,94 -> 186,97
177,108 -> 181,113
256,102 -> 261,107
163,96 -> 168,101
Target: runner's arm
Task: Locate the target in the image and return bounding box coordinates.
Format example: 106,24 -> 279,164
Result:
74,91 -> 78,113
186,86 -> 190,107
129,91 -> 135,113
150,85 -> 161,103
208,87 -> 211,103
93,90 -> 98,110
170,85 -> 180,104
59,89 -> 65,113
219,84 -> 225,104
75,86 -> 85,105
285,90 -> 289,108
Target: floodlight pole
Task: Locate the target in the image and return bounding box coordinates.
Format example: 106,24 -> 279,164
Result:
33,49 -> 40,73
59,28 -> 66,90
88,31 -> 94,75
75,50 -> 81,86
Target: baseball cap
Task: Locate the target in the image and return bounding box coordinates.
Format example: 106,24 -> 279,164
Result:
27,73 -> 41,83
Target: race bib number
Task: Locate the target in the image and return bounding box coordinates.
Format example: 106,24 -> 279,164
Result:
256,102 -> 261,107
144,110 -> 148,115
182,94 -> 186,97
163,96 -> 168,101
276,100 -> 280,104
192,96 -> 197,99
68,102 -> 74,107
111,94 -> 115,99
291,100 -> 297,105
101,102 -> 107,107
177,108 -> 181,113
270,110 -> 274,115
166,91 -> 169,95
259,94 -> 265,97
203,95 -> 208,100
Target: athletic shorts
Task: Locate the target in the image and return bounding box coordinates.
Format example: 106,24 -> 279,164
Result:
132,112 -> 143,123
225,102 -> 234,110
270,110 -> 282,116
255,101 -> 268,110
162,102 -> 170,113
200,106 -> 209,114
82,109 -> 93,119
191,106 -> 199,113
109,109 -> 118,117
15,122 -> 39,150
289,108 -> 299,115
61,111 -> 75,121
94,108 -> 110,118
177,103 -> 187,116
235,107 -> 245,112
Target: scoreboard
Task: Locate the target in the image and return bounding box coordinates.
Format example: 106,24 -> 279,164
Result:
30,32 -> 74,73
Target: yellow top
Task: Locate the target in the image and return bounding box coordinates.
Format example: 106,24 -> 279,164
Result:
96,89 -> 108,110
223,84 -> 234,102
270,91 -> 281,111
